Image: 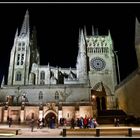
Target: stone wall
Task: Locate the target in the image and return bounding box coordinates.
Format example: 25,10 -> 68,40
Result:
62,106 -> 75,121
115,70 -> 140,117
0,105 -> 93,123
0,84 -> 90,104
79,106 -> 93,118
24,106 -> 39,121
8,106 -> 21,121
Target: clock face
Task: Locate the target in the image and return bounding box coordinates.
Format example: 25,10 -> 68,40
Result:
90,57 -> 106,71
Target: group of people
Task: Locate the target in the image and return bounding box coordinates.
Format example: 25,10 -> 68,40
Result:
7,116 -> 121,132
30,117 -> 56,132
37,118 -> 45,129
60,118 -> 67,126
36,117 -> 56,129
70,116 -> 99,129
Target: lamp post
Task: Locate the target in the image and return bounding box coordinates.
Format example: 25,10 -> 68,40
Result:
91,94 -> 97,117
114,51 -> 121,84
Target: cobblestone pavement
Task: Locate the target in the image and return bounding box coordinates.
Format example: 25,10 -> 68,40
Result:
0,124 -> 140,138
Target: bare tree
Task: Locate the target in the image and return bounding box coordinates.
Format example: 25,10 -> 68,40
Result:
60,88 -> 72,102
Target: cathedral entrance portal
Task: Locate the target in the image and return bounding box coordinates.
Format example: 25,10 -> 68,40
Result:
91,82 -> 108,113
44,110 -> 58,128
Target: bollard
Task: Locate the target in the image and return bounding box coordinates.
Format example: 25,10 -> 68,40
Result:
128,128 -> 132,137
16,130 -> 18,135
96,129 -> 100,137
63,128 -> 66,137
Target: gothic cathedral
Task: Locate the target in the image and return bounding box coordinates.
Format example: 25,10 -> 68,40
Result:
0,10 -> 118,122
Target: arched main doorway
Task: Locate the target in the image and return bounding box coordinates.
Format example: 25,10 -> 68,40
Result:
44,110 -> 58,128
91,82 -> 108,112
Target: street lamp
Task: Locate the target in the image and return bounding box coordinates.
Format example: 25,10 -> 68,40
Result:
92,95 -> 96,100
91,94 -> 97,117
114,50 -> 121,84
91,94 -> 96,106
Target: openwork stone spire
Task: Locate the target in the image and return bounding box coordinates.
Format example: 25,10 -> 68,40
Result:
92,25 -> 94,36
19,10 -> 30,37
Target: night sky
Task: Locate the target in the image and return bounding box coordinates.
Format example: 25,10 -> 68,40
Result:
0,3 -> 139,84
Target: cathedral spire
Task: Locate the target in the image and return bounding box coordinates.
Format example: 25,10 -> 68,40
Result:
108,29 -> 112,43
13,28 -> 18,45
77,28 -> 87,82
48,62 -> 50,68
78,28 -> 81,44
79,28 -> 86,53
19,9 -> 30,37
92,25 -> 94,36
15,28 -> 18,37
108,30 -> 111,37
135,17 -> 140,67
84,26 -> 87,37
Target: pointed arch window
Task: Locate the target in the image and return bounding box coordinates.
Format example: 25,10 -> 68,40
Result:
18,47 -> 21,51
17,54 -> 20,65
18,42 -> 21,46
16,71 -> 22,81
22,47 -> 25,51
39,91 -> 43,100
21,54 -> 24,65
55,91 -> 59,100
40,71 -> 45,80
22,42 -> 25,46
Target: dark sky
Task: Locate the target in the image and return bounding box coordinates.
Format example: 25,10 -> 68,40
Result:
0,3 -> 139,84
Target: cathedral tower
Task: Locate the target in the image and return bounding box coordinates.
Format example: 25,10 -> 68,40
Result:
7,10 -> 39,85
86,27 -> 117,109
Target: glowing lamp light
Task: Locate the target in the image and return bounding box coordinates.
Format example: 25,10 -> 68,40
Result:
92,95 -> 96,99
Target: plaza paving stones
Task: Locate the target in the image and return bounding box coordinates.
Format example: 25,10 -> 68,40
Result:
0,124 -> 139,138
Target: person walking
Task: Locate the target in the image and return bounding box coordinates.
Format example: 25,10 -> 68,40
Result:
71,117 -> 75,129
8,118 -> 12,127
31,119 -> 34,132
116,118 -> 120,127
114,118 -> 117,127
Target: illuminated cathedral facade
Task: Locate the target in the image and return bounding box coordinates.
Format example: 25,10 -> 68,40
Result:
0,10 -> 118,123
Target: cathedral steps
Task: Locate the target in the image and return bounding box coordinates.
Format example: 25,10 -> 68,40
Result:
96,110 -> 127,124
